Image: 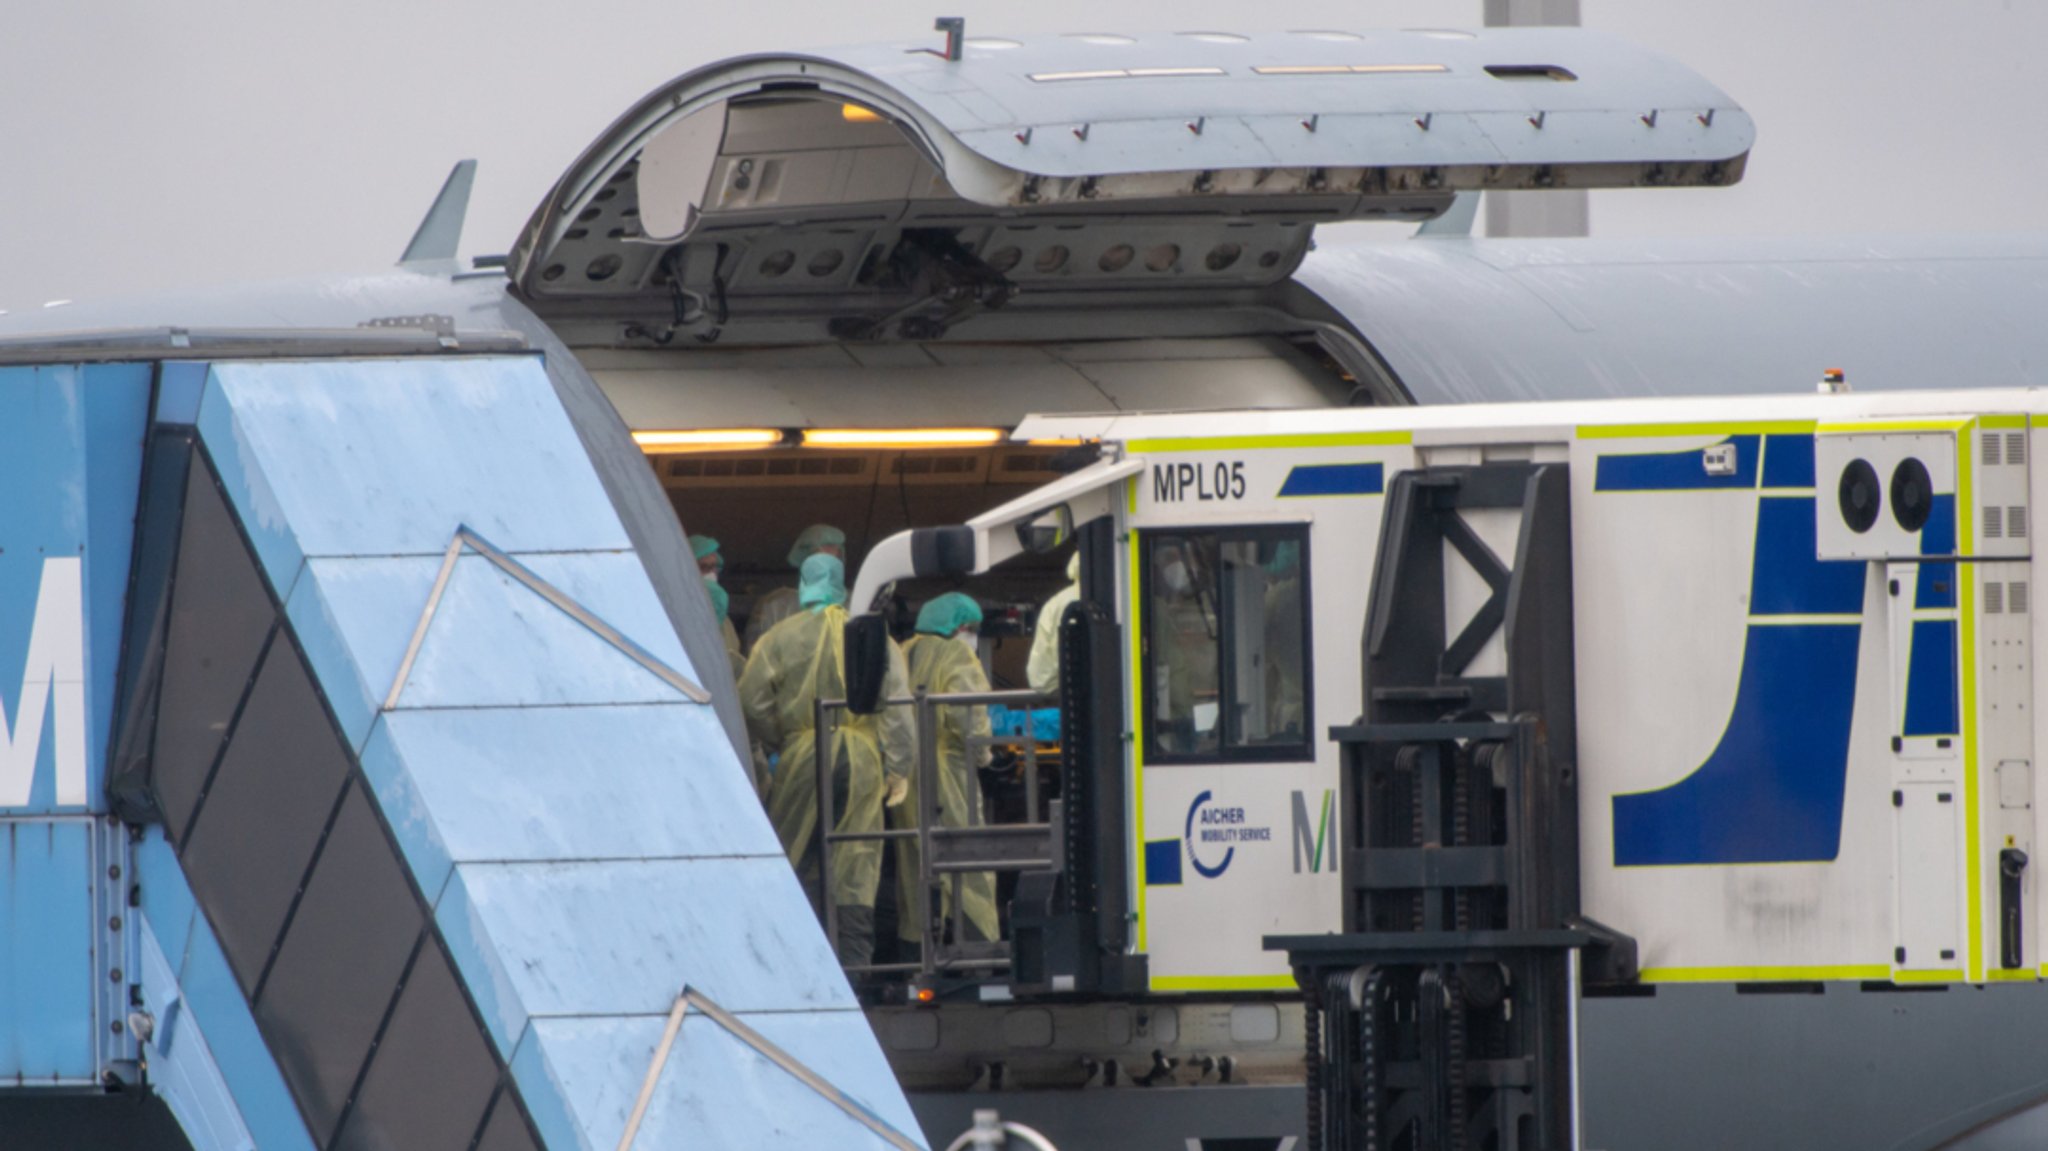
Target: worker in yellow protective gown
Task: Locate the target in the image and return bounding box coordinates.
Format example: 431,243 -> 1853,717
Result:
1148,540 -> 1222,755
689,534 -> 746,682
1026,552 -> 1080,698
738,553 -> 914,967
895,593 -> 1001,953
1259,540 -> 1307,741
743,524 -> 847,654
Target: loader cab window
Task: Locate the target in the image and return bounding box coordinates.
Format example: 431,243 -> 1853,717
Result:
1141,526 -> 1312,763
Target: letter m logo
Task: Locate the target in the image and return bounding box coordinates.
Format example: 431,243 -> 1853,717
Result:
0,558 -> 87,808
1291,789 -> 1335,875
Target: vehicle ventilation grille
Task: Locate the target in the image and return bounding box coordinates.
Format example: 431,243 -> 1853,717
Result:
1987,582 -> 2004,614
2008,506 -> 2028,539
1985,507 -> 2004,539
2008,432 -> 2028,465
2012,581 -> 2030,614
1985,434 -> 2003,466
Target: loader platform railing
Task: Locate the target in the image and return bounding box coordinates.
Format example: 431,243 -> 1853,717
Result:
813,688 -> 1058,984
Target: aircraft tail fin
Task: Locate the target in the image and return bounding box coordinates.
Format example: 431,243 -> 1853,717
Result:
399,159 -> 477,265
1415,191 -> 1480,239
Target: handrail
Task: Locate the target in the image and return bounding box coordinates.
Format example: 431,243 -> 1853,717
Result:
813,687 -> 1058,982
385,526 -> 710,710
617,985 -> 924,1151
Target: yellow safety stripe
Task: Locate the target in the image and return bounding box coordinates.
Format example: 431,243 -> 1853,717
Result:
1126,431 -> 1412,453
1815,418 -> 1973,434
1958,427 -> 1985,981
1638,965 -> 1889,983
1128,503 -> 1147,954
1576,420 -> 1816,440
1150,974 -> 1300,993
1893,968 -> 1967,984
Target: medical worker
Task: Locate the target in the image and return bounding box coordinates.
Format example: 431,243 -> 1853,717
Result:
1260,540 -> 1306,740
895,593 -> 1001,951
1026,552 -> 1081,697
738,553 -> 914,966
744,524 -> 848,654
689,534 -> 745,678
1149,542 -> 1221,755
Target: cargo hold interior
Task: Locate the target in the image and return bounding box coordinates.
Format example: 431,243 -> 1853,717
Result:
579,334 -> 1356,676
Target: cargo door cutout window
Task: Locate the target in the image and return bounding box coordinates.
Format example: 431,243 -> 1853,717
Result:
1141,526 -> 1312,763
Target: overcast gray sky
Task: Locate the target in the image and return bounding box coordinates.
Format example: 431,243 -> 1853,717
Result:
3,0 -> 2044,312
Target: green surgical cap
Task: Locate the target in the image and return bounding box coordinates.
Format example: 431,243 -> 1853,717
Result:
787,524 -> 847,569
798,553 -> 847,610
1264,539 -> 1301,577
688,534 -> 721,560
704,575 -> 729,618
916,591 -> 984,637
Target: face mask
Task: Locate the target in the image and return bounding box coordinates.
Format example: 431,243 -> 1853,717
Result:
1162,562 -> 1191,595
702,570 -> 719,584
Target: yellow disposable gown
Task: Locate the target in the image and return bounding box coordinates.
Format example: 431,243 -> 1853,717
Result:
738,604 -> 915,909
721,615 -> 746,682
1026,553 -> 1082,697
742,585 -> 800,655
897,634 -> 1001,943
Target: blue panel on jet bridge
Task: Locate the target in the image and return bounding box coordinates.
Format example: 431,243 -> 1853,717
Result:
0,819 -> 97,1083
195,356 -> 632,601
287,551 -> 696,749
185,355 -> 921,1151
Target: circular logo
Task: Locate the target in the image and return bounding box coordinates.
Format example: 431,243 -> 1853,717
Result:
1186,790 -> 1235,879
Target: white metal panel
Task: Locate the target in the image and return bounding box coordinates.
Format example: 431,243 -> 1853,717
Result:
1896,783 -> 1964,972
1971,424 -> 2033,560
1815,432 -> 1957,561
1973,560 -> 2036,977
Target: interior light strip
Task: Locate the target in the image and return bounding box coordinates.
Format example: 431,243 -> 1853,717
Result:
802,428 -> 1007,449
633,428 -> 784,453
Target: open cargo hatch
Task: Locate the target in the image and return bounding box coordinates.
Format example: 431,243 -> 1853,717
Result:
509,27 -> 1752,343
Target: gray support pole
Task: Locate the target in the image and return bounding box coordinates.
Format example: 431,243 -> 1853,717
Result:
1483,0 -> 1590,238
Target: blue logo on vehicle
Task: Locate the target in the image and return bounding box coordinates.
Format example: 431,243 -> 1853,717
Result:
1186,790 -> 1236,878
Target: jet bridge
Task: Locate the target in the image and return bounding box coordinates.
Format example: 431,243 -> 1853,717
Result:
0,353 -> 924,1151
